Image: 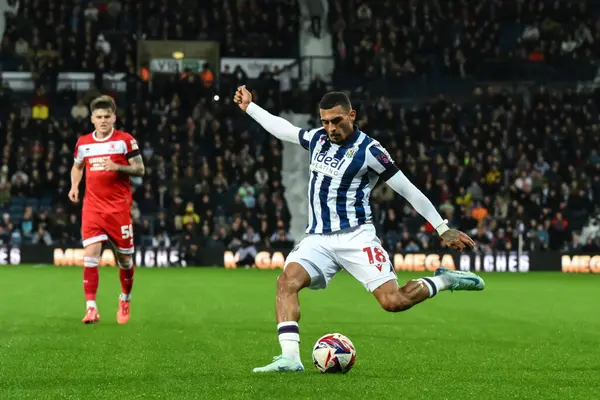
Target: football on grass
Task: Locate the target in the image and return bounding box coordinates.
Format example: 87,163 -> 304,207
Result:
312,333 -> 356,373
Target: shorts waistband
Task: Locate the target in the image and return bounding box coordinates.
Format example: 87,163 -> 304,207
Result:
318,222 -> 372,236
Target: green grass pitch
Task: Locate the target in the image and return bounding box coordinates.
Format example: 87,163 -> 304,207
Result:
0,266 -> 599,399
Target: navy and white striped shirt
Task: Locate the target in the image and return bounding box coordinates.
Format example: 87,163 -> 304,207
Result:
246,102 -> 445,235
298,126 -> 396,234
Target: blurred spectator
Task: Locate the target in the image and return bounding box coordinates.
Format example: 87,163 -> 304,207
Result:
32,224 -> 52,245
0,0 -> 19,43
71,100 -> 90,120
235,226 -> 260,267
181,203 -> 200,226
270,228 -> 294,249
152,229 -> 171,248
580,217 -> 600,245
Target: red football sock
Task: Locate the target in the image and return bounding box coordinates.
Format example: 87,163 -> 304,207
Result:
119,263 -> 134,297
83,257 -> 99,301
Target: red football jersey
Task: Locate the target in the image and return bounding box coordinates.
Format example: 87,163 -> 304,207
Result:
74,129 -> 140,215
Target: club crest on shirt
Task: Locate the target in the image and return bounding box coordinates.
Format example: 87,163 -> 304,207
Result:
345,145 -> 359,158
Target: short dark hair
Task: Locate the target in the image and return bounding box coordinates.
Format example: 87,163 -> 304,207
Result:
319,91 -> 352,111
90,95 -> 116,113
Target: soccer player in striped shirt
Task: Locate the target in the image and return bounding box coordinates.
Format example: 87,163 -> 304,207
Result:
234,87 -> 485,373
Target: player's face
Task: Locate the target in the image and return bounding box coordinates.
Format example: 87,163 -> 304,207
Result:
91,109 -> 116,135
320,106 -> 356,144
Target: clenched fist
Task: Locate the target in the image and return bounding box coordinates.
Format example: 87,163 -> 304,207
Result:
233,85 -> 252,112
68,188 -> 79,203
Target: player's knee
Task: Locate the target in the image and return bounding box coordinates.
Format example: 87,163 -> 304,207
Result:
277,270 -> 304,294
116,254 -> 133,269
379,292 -> 412,313
84,243 -> 103,259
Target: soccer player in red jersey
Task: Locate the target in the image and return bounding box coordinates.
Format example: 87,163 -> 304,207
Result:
68,95 -> 145,325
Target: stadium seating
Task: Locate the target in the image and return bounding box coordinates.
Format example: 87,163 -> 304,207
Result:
360,86 -> 600,252
0,0 -> 300,71
0,0 -> 298,250
0,0 -> 599,255
329,0 -> 600,94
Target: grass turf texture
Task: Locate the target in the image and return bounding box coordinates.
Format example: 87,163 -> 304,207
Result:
0,266 -> 599,400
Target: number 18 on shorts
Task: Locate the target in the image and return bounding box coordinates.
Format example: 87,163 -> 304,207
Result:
285,224 -> 396,292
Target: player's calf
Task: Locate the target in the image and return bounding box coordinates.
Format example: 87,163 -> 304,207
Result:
82,261 -> 100,325
253,263 -> 311,372
373,269 -> 485,313
115,253 -> 135,325
275,265 -> 310,360
374,280 -> 429,312
116,254 -> 134,301
276,267 -> 308,322
82,242 -> 102,305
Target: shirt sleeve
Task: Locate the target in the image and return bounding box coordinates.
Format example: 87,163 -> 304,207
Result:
385,169 -> 448,233
366,142 -> 399,181
73,139 -> 84,164
246,102 -> 304,145
298,128 -> 321,150
125,134 -> 140,159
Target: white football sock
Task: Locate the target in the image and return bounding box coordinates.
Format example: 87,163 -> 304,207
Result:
430,275 -> 451,291
86,300 -> 97,309
119,293 -> 131,301
418,275 -> 451,297
277,321 -> 301,363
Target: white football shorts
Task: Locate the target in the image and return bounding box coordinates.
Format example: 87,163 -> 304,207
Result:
285,224 -> 397,292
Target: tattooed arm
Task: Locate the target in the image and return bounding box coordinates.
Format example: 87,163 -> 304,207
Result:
101,155 -> 145,177
118,155 -> 145,176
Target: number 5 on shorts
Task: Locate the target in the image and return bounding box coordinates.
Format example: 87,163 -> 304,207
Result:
121,224 -> 133,239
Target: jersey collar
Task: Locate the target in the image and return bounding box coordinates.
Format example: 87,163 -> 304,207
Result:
93,128 -> 115,142
338,125 -> 361,148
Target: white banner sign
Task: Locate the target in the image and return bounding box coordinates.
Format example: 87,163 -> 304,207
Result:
150,58 -> 206,73
1,72 -> 128,92
221,57 -> 298,78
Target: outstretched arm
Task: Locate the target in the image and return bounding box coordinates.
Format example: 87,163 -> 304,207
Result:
368,144 -> 475,251
246,102 -> 302,144
386,171 -> 475,250
234,85 -> 301,144
385,170 -> 448,234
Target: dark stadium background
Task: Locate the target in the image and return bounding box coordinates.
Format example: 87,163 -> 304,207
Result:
0,1 -> 599,398
1,0 -> 600,272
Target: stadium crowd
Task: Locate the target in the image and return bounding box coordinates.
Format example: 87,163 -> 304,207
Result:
0,0 -> 599,257
0,0 -> 299,72
329,0 -> 600,91
358,86 -> 600,253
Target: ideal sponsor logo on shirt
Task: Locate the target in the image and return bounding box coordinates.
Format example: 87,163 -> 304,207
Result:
311,152 -> 346,177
